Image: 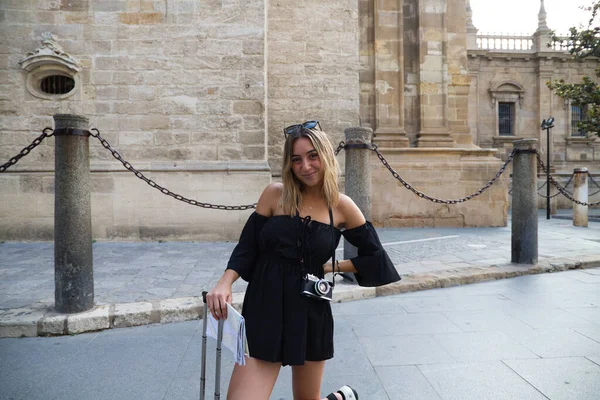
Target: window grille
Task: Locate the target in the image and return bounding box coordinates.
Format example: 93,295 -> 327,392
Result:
40,75 -> 75,95
498,102 -> 515,136
571,105 -> 586,136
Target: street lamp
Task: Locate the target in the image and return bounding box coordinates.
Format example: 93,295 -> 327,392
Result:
540,117 -> 555,220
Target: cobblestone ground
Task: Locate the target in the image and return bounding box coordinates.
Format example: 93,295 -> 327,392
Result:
1,214 -> 599,311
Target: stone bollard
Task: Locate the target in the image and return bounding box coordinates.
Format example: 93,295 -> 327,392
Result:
53,114 -> 94,313
343,127 -> 373,276
573,168 -> 588,227
511,139 -> 538,264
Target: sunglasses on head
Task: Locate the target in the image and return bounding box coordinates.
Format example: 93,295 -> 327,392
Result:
283,120 -> 321,137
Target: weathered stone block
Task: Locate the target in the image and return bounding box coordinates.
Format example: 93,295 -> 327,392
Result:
19,175 -> 43,193
119,12 -> 164,25
67,306 -> 110,334
233,101 -> 263,115
140,115 -> 169,130
113,302 -> 153,327
40,314 -> 67,336
60,0 -> 89,11
119,131 -> 153,145
0,177 -> 18,194
159,297 -> 202,324
0,308 -> 46,338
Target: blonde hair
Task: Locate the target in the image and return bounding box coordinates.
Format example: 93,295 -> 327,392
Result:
280,128 -> 340,215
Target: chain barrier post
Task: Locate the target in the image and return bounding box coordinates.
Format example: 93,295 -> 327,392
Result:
573,168 -> 588,227
53,114 -> 94,313
511,139 -> 538,264
342,127 -> 373,284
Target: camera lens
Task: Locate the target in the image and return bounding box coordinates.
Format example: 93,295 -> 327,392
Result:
314,279 -> 330,296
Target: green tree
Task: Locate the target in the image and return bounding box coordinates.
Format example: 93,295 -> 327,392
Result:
547,1 -> 600,137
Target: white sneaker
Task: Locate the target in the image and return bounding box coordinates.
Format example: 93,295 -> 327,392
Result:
336,385 -> 359,400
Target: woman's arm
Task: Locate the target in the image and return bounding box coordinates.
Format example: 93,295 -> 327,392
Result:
323,195 -> 365,274
326,194 -> 401,287
207,183 -> 281,319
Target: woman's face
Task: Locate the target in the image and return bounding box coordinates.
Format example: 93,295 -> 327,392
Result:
291,137 -> 323,187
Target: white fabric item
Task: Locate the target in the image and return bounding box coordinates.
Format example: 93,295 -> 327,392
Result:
206,303 -> 248,366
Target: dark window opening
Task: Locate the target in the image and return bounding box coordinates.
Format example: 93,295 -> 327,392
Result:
571,105 -> 586,136
498,102 -> 515,136
40,75 -> 75,95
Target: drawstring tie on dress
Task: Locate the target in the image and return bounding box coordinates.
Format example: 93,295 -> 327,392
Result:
296,214 -> 313,276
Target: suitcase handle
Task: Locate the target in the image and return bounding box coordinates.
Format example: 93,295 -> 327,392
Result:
200,290 -> 224,400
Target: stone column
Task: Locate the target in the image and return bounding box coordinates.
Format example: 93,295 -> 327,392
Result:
372,0 -> 409,148
573,168 -> 588,227
511,139 -> 538,264
54,114 -> 94,313
415,0 -> 454,147
343,127 -> 372,266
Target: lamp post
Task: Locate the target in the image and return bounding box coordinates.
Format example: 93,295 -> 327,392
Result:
540,117 -> 555,220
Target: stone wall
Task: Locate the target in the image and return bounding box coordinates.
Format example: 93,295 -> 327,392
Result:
267,0 -> 360,173
1,0 -> 267,165
0,0 -> 361,240
371,148 -> 509,227
0,0 -> 271,241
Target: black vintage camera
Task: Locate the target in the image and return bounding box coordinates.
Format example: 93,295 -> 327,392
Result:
301,274 -> 333,301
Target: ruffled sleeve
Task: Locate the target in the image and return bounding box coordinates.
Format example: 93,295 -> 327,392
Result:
226,212 -> 269,282
342,221 -> 401,287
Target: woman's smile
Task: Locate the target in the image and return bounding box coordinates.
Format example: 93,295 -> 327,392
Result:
292,137 -> 323,186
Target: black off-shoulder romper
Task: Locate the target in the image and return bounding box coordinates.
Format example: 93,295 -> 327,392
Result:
226,212 -> 401,366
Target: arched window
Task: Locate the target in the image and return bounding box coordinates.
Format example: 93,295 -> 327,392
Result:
18,33 -> 81,100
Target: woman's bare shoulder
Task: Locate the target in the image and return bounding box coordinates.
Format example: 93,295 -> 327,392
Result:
336,194 -> 366,229
256,183 -> 283,216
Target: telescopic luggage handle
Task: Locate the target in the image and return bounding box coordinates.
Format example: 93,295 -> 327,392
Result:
201,291 -> 225,400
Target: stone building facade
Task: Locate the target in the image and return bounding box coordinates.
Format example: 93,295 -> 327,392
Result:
466,0 -> 600,208
0,0 -> 359,240
0,0 -> 597,241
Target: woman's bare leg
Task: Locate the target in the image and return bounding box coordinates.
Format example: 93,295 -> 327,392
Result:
227,356 -> 281,400
291,360 -> 342,400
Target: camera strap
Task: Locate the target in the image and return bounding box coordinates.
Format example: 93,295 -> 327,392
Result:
294,206 -> 336,288
328,207 -> 336,288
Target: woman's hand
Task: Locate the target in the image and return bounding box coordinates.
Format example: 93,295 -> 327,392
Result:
206,280 -> 232,320
323,262 -> 333,274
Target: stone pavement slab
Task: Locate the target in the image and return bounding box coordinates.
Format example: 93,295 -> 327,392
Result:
0,214 -> 599,337
503,358 -> 600,400
2,269 -> 599,399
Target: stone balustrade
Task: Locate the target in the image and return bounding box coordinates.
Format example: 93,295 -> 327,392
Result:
473,33 -> 571,53
477,34 -> 534,52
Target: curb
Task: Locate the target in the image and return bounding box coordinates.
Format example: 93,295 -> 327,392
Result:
1,257 -> 599,338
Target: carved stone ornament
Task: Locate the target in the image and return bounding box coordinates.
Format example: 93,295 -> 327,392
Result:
19,32 -> 81,73
18,33 -> 81,100
489,80 -> 526,108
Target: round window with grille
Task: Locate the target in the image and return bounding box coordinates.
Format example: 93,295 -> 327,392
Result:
40,75 -> 75,95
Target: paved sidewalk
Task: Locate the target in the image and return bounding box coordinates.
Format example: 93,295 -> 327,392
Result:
1,213 -> 599,337
2,268 -> 600,400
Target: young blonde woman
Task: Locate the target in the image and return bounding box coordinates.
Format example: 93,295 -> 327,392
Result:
207,121 -> 400,400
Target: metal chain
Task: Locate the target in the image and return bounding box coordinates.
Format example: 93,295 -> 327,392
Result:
585,173 -> 600,197
535,152 -> 600,207
0,128 -> 54,173
537,174 -> 573,198
334,141 -> 346,156
589,173 -> 600,189
89,128 -> 257,210
368,144 -> 515,204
